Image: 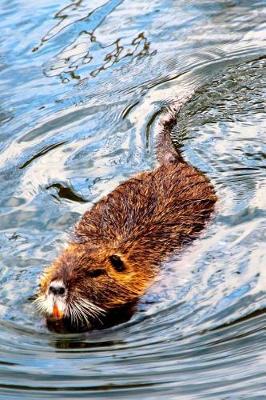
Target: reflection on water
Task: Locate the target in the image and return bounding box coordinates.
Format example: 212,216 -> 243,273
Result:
45,30 -> 155,82
0,0 -> 265,399
33,0 -> 156,82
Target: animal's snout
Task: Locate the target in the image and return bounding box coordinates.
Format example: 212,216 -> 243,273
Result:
49,280 -> 66,296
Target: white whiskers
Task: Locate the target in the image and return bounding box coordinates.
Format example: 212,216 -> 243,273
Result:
67,298 -> 106,327
33,294 -> 53,315
34,293 -> 106,328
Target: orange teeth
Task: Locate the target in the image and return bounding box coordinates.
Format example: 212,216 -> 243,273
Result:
53,304 -> 64,319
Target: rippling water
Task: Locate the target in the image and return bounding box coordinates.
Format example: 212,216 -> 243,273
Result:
0,0 -> 265,398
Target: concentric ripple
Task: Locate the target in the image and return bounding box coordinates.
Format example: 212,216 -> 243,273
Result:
0,0 -> 265,399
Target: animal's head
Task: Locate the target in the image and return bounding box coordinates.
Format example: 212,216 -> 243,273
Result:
35,243 -> 155,331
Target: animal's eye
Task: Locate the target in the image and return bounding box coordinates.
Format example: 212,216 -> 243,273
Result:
87,269 -> 105,278
109,255 -> 126,272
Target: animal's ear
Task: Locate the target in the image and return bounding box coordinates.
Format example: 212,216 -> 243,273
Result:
109,255 -> 126,272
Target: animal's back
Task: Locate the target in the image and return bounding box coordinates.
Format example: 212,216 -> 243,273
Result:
75,160 -> 216,268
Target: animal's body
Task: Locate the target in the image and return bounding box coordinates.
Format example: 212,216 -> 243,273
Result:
36,102 -> 217,332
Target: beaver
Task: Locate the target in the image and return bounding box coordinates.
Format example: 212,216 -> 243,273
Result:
35,101 -> 217,332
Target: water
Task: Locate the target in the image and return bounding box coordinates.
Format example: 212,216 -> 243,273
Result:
0,0 -> 265,398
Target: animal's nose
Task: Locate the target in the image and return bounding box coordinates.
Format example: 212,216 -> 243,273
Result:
49,281 -> 66,296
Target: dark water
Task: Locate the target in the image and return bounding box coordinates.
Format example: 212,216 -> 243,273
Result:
0,0 -> 265,398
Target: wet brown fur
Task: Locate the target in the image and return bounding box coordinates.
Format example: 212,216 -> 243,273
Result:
38,102 -> 217,330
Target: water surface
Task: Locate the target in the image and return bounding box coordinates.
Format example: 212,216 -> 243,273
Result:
0,0 -> 265,398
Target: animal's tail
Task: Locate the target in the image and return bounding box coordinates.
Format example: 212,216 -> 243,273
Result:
156,101 -> 186,165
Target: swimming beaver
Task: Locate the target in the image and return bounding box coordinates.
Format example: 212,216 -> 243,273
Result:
35,101 -> 217,331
